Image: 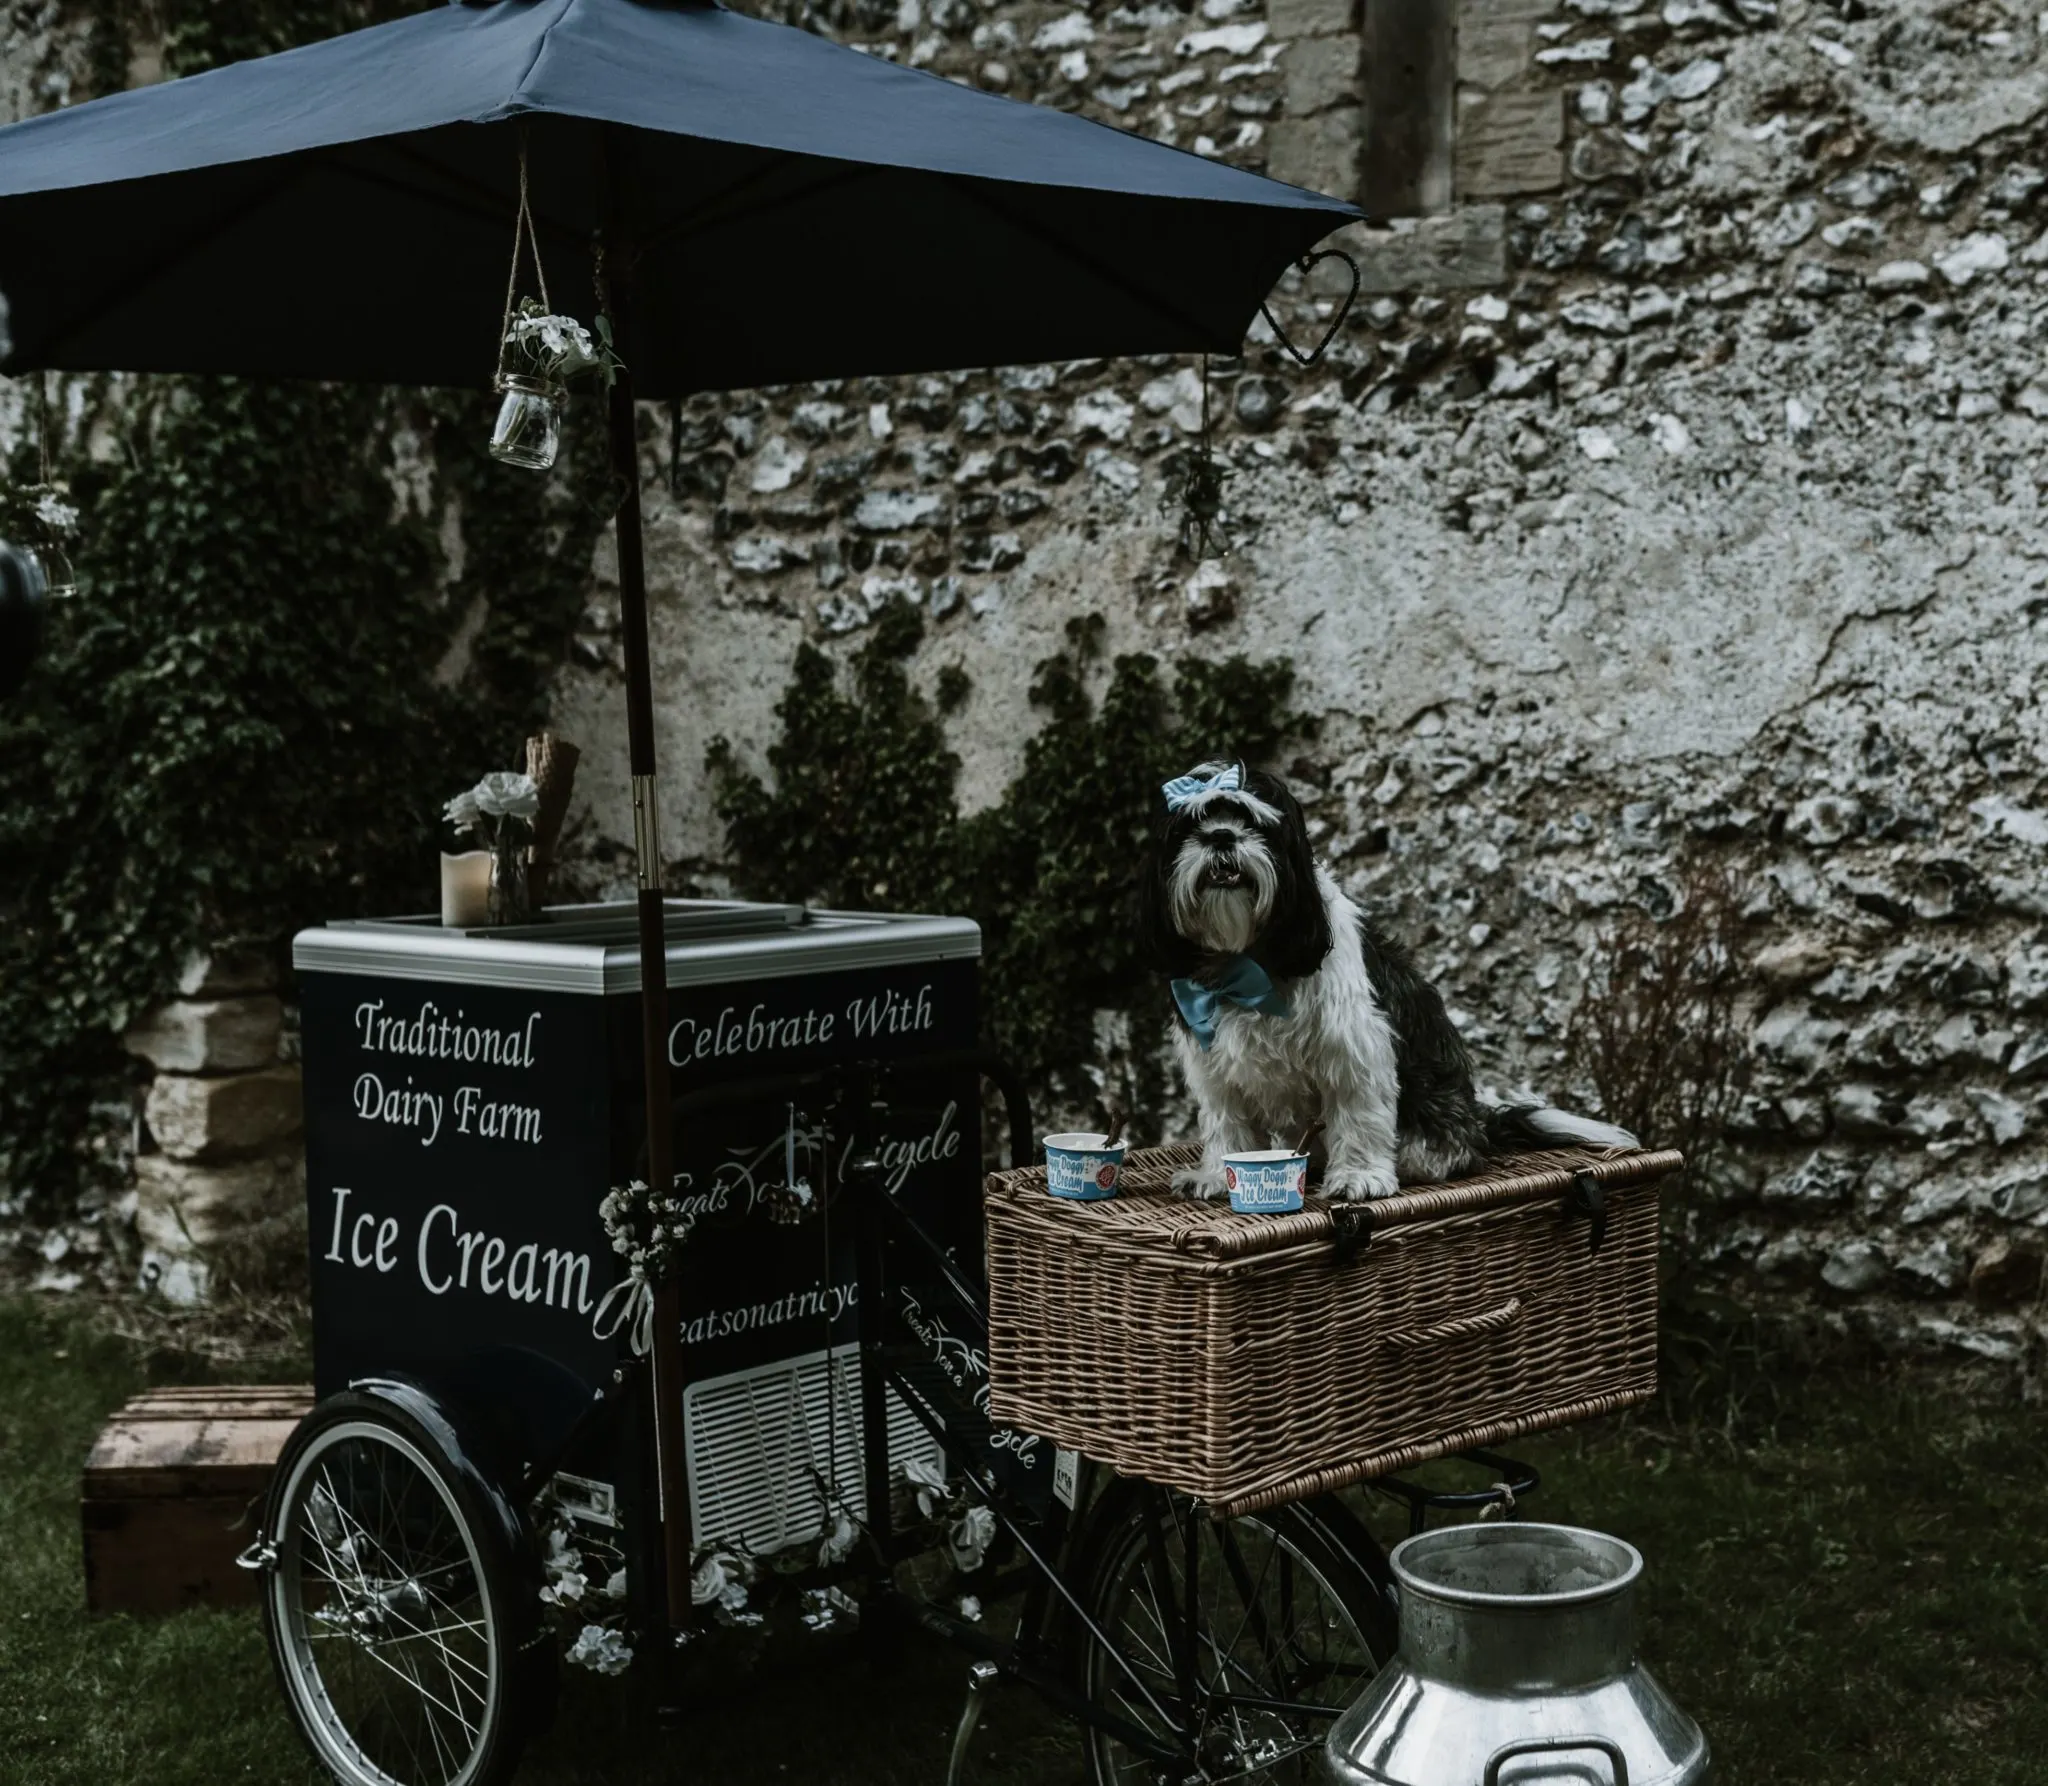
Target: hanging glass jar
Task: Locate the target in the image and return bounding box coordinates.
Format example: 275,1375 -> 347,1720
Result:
490,373 -> 565,472
17,480 -> 80,599
26,541 -> 76,601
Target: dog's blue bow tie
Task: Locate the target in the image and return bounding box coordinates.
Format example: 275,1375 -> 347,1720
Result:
1171,956 -> 1290,1050
1162,762 -> 1243,811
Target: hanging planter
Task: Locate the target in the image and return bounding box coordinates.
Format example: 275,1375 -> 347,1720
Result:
489,140 -> 623,472
7,378 -> 83,598
490,370 -> 566,471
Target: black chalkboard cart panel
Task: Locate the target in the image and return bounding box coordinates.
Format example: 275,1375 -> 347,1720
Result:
293,898 -> 983,1550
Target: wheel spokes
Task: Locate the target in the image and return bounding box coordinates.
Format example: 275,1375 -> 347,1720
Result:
275,1425 -> 499,1786
1088,1503 -> 1378,1786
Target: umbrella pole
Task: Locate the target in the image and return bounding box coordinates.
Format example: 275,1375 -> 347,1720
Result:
601,316 -> 698,1639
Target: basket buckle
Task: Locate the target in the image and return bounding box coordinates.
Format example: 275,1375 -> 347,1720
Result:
1329,1203 -> 1375,1263
1564,1172 -> 1608,1255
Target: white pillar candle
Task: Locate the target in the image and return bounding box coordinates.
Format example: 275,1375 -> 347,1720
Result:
440,850 -> 492,929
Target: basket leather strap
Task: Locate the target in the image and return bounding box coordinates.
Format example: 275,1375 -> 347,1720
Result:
1328,1203 -> 1374,1263
1565,1171 -> 1609,1255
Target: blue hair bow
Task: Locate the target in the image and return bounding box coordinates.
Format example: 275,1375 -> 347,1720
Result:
1162,761 -> 1243,812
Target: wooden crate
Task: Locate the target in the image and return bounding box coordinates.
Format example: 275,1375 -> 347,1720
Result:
81,1384 -> 313,1615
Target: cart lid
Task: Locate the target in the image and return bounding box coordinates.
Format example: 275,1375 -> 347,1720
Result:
292,899 -> 980,994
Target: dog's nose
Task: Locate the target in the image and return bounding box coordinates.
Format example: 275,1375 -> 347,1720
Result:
1199,827 -> 1237,850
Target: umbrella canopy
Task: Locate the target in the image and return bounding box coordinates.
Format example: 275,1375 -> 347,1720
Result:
0,0 -> 1356,394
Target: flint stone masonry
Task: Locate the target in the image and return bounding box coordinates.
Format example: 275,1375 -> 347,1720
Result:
548,0 -> 2048,1378
10,3 -> 2048,1370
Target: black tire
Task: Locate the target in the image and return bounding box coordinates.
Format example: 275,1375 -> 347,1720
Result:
1069,1480 -> 1396,1786
260,1389 -> 547,1786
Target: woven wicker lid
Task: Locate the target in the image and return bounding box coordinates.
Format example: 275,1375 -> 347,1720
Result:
985,1141 -> 1685,1261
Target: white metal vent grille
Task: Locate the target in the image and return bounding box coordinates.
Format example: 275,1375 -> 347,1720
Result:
682,1346 -> 942,1555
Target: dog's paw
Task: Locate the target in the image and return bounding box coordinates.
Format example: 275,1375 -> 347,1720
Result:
1172,1165 -> 1231,1202
1322,1164 -> 1402,1203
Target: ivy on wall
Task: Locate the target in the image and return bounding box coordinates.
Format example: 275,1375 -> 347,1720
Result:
0,0 -> 604,1224
710,607 -> 1306,1133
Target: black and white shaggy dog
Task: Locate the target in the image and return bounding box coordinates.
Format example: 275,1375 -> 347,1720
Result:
1136,760 -> 1636,1202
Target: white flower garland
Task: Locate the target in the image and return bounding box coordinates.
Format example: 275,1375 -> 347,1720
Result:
535,1498 -> 632,1676
900,1455 -> 998,1575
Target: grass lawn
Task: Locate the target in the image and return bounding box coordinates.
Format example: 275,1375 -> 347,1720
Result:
1,1288 -> 2042,1784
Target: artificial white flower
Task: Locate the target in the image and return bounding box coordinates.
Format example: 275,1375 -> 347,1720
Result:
540,1526 -> 589,1603
948,1504 -> 997,1574
601,1568 -> 627,1601
33,490 -> 78,534
509,311 -> 601,377
691,1546 -> 754,1615
817,1503 -> 857,1568
474,770 -> 540,822
443,788 -> 482,833
566,1622 -> 634,1675
901,1455 -> 948,1519
539,1570 -> 587,1606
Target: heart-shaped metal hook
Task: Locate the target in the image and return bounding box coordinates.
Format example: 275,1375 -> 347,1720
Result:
1258,249 -> 1361,368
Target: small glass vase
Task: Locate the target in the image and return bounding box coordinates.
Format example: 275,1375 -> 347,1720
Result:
489,832 -> 533,927
489,373 -> 565,471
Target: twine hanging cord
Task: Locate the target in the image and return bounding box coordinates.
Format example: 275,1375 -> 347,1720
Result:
496,132 -> 554,386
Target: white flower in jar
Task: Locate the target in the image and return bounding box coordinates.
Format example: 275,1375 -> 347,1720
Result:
474,770 -> 540,822
510,311 -> 600,377
443,788 -> 483,833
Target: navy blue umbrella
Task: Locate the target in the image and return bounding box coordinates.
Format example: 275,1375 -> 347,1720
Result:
0,0 -> 1354,392
0,0 -> 1356,1631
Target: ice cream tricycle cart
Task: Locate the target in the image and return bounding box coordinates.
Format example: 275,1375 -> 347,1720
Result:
241,892 -> 1689,1786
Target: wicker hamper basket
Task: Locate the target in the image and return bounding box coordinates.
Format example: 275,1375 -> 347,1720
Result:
984,1142 -> 1680,1516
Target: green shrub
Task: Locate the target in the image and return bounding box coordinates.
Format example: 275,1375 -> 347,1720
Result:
710,606 -> 1308,1132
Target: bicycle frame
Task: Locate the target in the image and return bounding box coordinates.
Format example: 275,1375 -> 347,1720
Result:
594,1049 -> 1540,1773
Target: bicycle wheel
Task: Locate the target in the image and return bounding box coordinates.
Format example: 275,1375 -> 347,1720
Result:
1071,1481 -> 1395,1786
261,1391 -> 537,1786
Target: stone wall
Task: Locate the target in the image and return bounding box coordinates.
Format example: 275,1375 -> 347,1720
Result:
549,0 -> 2048,1376
121,942 -> 302,1305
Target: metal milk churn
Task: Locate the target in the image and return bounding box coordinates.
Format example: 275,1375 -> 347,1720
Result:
1325,1523 -> 1709,1786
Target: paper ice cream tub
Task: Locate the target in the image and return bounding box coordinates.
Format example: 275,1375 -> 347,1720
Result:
1044,1133 -> 1124,1201
1224,1149 -> 1308,1215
